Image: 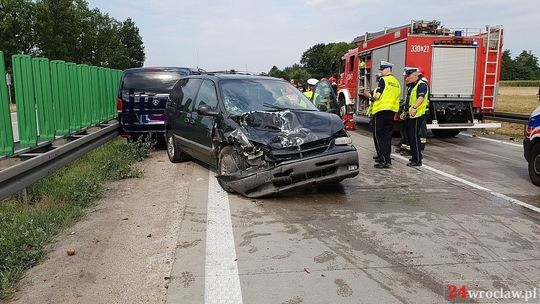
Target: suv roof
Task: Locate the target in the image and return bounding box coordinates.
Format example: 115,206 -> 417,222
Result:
123,67 -> 201,75
186,73 -> 280,81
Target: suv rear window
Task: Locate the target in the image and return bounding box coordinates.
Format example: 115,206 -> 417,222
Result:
122,70 -> 189,94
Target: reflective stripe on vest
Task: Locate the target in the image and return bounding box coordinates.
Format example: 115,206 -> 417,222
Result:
372,75 -> 400,114
409,80 -> 429,117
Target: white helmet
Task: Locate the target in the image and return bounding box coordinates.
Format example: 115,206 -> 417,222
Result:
307,78 -> 319,86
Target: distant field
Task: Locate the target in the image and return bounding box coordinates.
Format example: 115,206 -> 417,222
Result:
481,87 -> 538,139
496,86 -> 538,114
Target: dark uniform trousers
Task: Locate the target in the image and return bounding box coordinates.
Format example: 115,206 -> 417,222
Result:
373,110 -> 395,164
407,114 -> 427,164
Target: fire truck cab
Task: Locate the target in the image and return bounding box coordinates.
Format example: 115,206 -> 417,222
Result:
337,20 -> 503,137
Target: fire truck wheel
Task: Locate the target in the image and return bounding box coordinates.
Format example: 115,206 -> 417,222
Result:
432,130 -> 460,137
528,143 -> 540,186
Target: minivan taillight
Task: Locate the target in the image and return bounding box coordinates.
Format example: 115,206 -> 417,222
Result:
117,97 -> 123,112
526,125 -> 533,138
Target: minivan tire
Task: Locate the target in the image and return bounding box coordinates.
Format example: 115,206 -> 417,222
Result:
218,146 -> 247,193
166,130 -> 188,163
529,143 -> 540,186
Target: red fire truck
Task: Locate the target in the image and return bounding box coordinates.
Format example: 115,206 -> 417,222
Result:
337,20 -> 503,136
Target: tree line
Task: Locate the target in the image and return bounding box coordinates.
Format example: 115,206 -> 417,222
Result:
268,42 -> 540,83
501,50 -> 540,80
266,42 -> 355,84
0,0 -> 145,71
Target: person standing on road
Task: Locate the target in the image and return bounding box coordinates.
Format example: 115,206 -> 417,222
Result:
417,67 -> 429,150
363,61 -> 401,169
403,67 -> 429,167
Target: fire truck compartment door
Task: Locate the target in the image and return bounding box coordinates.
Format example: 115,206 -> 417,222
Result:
370,47 -> 388,90
431,46 -> 476,97
389,42 -> 406,99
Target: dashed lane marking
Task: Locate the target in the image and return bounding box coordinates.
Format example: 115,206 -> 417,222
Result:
392,153 -> 540,213
204,171 -> 243,304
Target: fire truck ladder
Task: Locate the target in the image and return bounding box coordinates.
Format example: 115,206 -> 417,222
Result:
481,25 -> 503,110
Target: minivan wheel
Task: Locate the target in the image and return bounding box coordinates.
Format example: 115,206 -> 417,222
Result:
529,144 -> 540,186
217,146 -> 246,193
166,131 -> 188,163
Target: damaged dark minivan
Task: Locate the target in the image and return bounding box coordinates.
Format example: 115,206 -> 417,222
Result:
164,74 -> 359,197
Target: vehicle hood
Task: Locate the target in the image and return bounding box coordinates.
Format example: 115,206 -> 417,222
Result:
232,110 -> 344,149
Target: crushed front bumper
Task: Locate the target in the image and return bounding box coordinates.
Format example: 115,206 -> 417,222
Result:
217,150 -> 359,198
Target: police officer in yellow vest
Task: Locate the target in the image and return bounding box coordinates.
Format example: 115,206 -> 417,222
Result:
403,67 -> 429,166
303,78 -> 318,100
363,61 -> 401,169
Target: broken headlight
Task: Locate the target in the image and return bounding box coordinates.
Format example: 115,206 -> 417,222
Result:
334,136 -> 352,146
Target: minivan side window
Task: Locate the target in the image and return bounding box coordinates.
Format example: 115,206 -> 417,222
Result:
169,79 -> 185,108
180,78 -> 203,112
193,80 -> 218,111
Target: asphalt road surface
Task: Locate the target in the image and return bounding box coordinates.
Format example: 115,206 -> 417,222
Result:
11,125 -> 540,304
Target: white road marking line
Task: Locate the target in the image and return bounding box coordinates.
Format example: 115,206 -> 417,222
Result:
459,133 -> 523,148
393,153 -> 540,213
205,171 -> 243,304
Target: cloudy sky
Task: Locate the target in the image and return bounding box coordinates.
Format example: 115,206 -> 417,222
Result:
87,0 -> 539,73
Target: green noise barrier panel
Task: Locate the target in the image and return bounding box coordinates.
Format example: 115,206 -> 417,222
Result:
32,58 -> 55,141
0,51 -> 14,156
8,52 -> 122,154
12,55 -> 38,148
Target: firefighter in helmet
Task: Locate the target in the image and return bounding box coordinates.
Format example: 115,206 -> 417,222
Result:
362,61 -> 401,169
403,67 -> 429,166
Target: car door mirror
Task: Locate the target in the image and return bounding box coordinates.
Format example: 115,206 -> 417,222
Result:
197,105 -> 219,117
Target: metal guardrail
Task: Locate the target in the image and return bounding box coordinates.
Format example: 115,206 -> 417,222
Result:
0,123 -> 118,201
484,112 -> 530,125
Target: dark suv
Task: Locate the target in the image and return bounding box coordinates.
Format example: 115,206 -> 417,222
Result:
117,67 -> 199,142
164,74 -> 359,197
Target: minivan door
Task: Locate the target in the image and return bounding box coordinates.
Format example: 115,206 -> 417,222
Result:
167,78 -> 203,154
187,79 -> 219,165
312,79 -> 340,115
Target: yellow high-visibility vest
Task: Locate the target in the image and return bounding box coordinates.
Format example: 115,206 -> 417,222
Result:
409,80 -> 429,117
372,75 -> 400,114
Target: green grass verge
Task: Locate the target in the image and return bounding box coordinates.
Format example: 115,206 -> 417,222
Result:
0,137 -> 154,301
496,94 -> 538,114
500,80 -> 540,87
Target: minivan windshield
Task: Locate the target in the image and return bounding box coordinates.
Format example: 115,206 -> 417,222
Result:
220,79 -> 317,115
122,69 -> 189,94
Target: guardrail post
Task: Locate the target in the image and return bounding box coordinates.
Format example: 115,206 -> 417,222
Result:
0,51 -> 14,156
32,58 -> 55,141
12,55 -> 38,148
